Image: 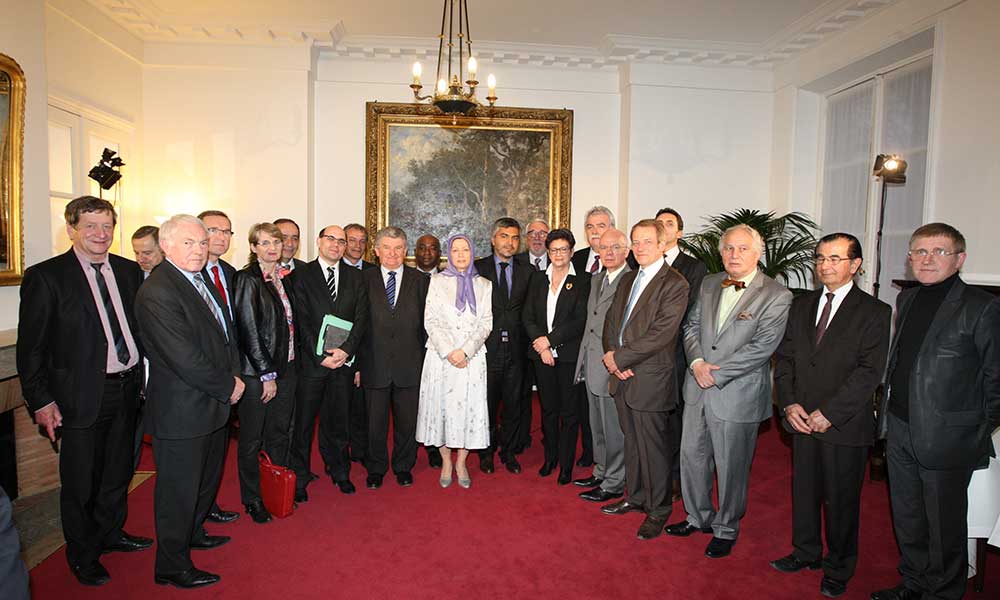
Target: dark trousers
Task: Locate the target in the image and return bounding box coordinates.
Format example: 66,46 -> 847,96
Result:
0,487 -> 28,600
133,394 -> 146,472
365,384 -> 418,476
887,414 -> 974,600
668,386 -> 685,487
291,367 -> 353,488
616,397 -> 673,519
349,368 -> 367,461
516,361 -> 536,453
238,370 -> 297,504
60,372 -> 140,569
482,342 -> 524,460
577,384 -> 593,462
533,360 -> 579,474
791,434 -> 867,582
152,425 -> 226,575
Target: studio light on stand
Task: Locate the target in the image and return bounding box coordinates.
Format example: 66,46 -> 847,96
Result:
88,147 -> 126,253
871,153 -> 907,299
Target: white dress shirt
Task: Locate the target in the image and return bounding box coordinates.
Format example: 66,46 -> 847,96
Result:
381,265 -> 403,301
318,255 -> 340,298
529,251 -> 548,271
664,245 -> 681,266
815,281 -> 854,325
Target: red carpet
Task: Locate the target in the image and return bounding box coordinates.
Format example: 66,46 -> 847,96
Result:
28,400 -> 998,599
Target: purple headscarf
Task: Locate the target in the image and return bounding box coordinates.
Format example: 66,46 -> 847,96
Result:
440,234 -> 479,314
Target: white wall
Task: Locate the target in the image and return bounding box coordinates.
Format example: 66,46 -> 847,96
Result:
772,0 -> 1000,282
141,43 -> 312,266
312,55 -> 621,256
621,63 -> 774,233
0,0 -> 49,330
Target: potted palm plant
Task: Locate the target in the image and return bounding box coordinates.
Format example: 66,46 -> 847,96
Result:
679,208 -> 818,292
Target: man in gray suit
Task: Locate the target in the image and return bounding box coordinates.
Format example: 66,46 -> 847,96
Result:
572,228 -> 632,503
666,224 -> 792,558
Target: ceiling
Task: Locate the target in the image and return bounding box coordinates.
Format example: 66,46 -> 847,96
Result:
86,0 -> 899,68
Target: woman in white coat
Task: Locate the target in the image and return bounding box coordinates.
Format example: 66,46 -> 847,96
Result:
416,234 -> 493,488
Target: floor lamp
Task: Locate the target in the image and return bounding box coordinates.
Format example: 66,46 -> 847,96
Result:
871,153 -> 908,299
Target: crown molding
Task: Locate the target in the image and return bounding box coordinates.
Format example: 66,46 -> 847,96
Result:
83,0 -> 900,70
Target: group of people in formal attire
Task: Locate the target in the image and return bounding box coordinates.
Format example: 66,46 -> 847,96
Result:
8,195 -> 998,600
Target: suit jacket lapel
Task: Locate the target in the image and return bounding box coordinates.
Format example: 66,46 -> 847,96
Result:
919,279 -> 965,355
65,250 -> 103,326
309,261 -> 337,313
552,273 -> 577,323
888,287 -> 919,365
811,285 -> 862,355
626,264 -> 667,324
178,263 -> 228,339
715,272 -> 762,340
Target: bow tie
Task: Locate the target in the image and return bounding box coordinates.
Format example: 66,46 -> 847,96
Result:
721,278 -> 746,290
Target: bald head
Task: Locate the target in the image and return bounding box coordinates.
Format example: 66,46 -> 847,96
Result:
598,228 -> 629,270
415,234 -> 442,271
317,225 -> 347,264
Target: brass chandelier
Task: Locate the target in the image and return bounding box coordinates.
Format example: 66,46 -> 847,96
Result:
410,0 -> 496,115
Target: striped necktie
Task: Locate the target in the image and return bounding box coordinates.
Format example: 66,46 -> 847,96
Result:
90,263 -> 131,365
327,265 -> 337,301
193,272 -> 227,338
386,270 -> 397,310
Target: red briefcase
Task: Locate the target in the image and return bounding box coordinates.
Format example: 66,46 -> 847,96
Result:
258,451 -> 296,518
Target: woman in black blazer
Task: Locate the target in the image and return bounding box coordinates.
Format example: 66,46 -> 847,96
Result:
523,229 -> 591,484
232,222 -> 298,524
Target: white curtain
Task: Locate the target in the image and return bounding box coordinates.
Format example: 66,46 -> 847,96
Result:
821,80 -> 875,242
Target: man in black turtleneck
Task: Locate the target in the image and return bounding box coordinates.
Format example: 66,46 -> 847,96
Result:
872,223 -> 1000,600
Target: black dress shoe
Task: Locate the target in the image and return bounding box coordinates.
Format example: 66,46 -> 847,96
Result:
538,462 -> 556,477
479,455 -> 495,474
705,536 -> 735,558
573,475 -> 603,488
637,515 -> 668,540
154,568 -> 221,589
503,456 -> 522,474
396,472 -> 414,487
770,553 -> 822,573
665,521 -> 713,537
428,448 -> 443,468
101,531 -> 153,553
579,487 -> 623,502
601,499 -> 644,515
821,576 -> 847,598
294,488 -> 308,503
366,474 -> 383,489
206,507 -> 240,523
72,561 -> 111,586
870,584 -> 921,600
576,456 -> 594,468
245,499 -> 272,524
190,535 -> 231,550
307,471 -> 319,483
335,479 -> 356,494
557,471 -> 572,485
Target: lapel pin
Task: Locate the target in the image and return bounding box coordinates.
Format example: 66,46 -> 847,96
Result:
566,283 -> 573,290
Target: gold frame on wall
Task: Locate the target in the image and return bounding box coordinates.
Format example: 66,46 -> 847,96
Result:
0,53 -> 25,286
364,102 -> 573,260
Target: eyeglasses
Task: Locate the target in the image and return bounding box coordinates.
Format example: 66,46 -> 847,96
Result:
814,256 -> 853,265
255,240 -> 281,248
548,246 -> 572,255
206,227 -> 234,237
908,248 -> 961,259
320,235 -> 348,246
527,231 -> 549,240
599,244 -> 627,253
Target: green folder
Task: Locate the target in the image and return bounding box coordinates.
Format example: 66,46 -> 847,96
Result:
317,315 -> 354,365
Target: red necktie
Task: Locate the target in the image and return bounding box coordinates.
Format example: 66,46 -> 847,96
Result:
211,265 -> 228,307
590,255 -> 600,273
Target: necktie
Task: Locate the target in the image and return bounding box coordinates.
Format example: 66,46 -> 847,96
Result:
193,272 -> 227,337
211,265 -> 227,307
386,271 -> 397,310
534,257 -> 542,271
327,265 -> 337,301
721,278 -> 746,290
90,263 -> 131,365
815,292 -> 835,344
590,255 -> 600,274
619,270 -> 645,344
498,262 -> 510,299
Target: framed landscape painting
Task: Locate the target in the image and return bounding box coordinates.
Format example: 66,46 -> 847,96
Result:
365,102 -> 573,259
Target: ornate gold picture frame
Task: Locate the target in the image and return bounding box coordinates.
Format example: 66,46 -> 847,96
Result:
365,102 -> 572,258
0,53 -> 25,286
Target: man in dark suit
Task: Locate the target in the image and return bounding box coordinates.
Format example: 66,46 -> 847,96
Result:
655,208 -> 708,502
274,218 -> 308,273
17,196 -> 150,586
475,217 -> 532,474
361,226 -> 430,489
514,218 -> 550,454
135,214 -> 245,589
196,210 -> 241,525
342,222 -> 377,463
771,233 -> 891,599
290,225 -> 369,500
600,219 -> 689,540
130,225 -> 165,472
871,223 -> 1000,600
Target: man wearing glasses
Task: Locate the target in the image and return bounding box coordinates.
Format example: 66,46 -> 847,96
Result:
290,226 -> 369,499
770,233 -> 891,598
871,223 -> 1000,600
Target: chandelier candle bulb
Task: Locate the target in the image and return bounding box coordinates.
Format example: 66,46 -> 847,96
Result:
437,78 -> 448,94
487,73 -> 496,93
468,56 -> 477,80
412,61 -> 422,85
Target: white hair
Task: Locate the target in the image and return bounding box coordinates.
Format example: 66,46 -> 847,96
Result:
159,214 -> 207,249
524,218 -> 550,232
718,224 -> 765,256
374,225 -> 407,248
584,206 -> 616,228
